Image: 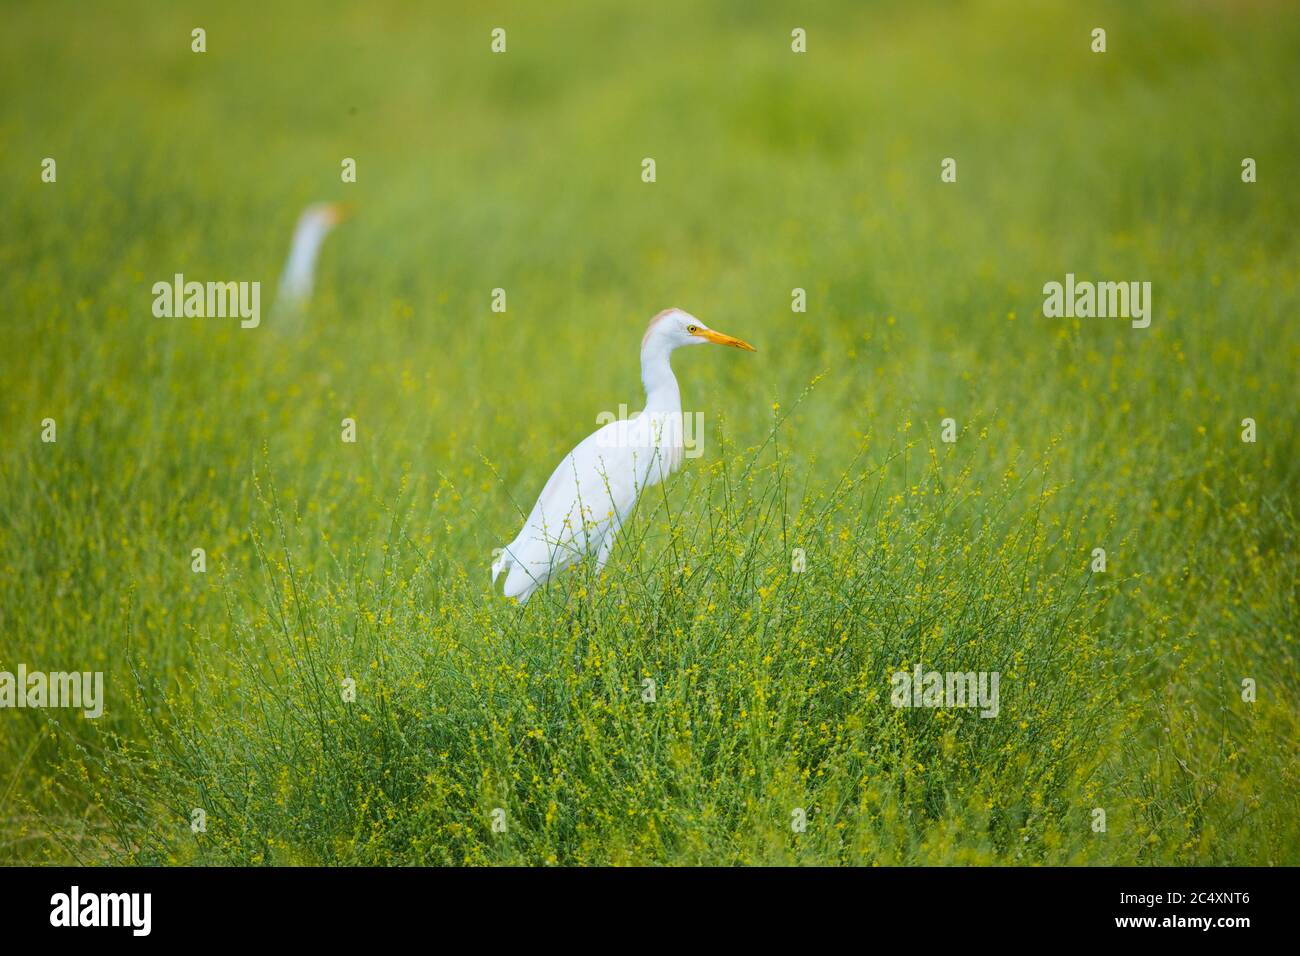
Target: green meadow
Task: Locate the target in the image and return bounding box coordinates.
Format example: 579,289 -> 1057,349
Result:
1,0 -> 1297,865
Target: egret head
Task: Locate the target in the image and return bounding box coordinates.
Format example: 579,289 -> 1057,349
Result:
326,201 -> 356,225
643,308 -> 757,353
302,201 -> 355,230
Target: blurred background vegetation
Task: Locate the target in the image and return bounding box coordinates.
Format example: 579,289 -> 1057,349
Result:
0,0 -> 1296,864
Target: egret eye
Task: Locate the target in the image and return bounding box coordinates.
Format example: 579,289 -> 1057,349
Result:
687,325 -> 699,333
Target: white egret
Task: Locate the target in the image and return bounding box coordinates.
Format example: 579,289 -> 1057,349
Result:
274,201 -> 353,315
492,308 -> 756,604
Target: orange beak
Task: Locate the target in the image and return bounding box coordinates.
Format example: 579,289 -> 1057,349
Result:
329,202 -> 357,224
694,327 -> 757,351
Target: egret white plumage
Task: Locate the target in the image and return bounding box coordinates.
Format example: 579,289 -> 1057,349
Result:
274,201 -> 352,315
492,308 -> 756,604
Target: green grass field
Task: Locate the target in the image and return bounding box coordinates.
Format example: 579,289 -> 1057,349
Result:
1,0 -> 1297,865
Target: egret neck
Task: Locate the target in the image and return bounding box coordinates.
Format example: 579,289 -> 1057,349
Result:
640,329 -> 682,414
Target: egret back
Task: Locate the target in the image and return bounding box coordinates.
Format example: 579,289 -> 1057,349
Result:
498,412 -> 684,602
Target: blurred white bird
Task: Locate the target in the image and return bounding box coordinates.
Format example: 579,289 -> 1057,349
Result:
274,201 -> 352,316
492,308 -> 755,604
